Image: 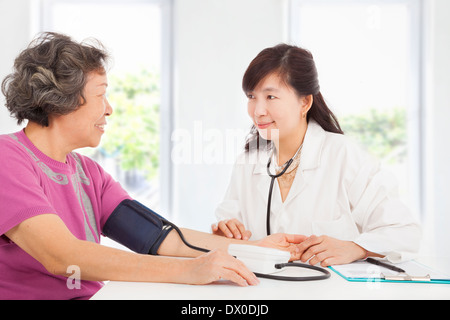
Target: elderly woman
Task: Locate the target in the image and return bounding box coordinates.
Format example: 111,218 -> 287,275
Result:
0,33 -> 304,300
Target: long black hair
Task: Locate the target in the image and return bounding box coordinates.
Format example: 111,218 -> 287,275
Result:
242,44 -> 343,152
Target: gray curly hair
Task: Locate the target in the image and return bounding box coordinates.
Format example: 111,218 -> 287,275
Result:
1,32 -> 110,127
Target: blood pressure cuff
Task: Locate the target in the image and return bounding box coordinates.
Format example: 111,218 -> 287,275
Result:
103,199 -> 173,255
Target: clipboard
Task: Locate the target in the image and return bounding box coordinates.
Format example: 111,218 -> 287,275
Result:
329,259 -> 450,284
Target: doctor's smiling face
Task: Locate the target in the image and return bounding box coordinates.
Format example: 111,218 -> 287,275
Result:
242,44 -> 343,155
246,72 -> 311,147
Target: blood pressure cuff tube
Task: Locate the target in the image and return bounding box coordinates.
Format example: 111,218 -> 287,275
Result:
102,199 -> 173,255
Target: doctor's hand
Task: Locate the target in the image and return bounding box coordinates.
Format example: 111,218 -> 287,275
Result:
297,235 -> 367,267
211,219 -> 252,241
256,233 -> 308,261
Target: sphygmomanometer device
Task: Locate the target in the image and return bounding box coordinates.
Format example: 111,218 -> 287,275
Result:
103,199 -> 330,281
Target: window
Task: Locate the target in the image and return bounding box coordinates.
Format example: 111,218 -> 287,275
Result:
38,0 -> 173,216
290,0 -> 423,219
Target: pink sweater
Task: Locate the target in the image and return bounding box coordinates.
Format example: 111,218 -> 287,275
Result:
0,130 -> 131,299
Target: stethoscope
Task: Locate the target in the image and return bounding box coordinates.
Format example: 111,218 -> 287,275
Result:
265,144 -> 302,236
259,144 -> 330,281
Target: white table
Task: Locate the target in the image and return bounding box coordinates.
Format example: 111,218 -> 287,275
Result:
91,256 -> 450,300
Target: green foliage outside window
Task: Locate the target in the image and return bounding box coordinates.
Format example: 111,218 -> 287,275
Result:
339,107 -> 407,164
96,69 -> 160,181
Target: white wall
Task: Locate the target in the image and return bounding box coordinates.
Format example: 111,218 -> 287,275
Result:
0,0 -> 33,134
423,0 -> 450,258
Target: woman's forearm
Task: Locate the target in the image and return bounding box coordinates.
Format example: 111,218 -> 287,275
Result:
6,214 -> 191,284
6,211 -> 260,287
157,228 -> 255,257
60,227 -> 253,282
64,233 -> 259,287
57,238 -> 189,284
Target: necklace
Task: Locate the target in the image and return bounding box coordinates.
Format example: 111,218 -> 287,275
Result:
273,143 -> 303,189
272,143 -> 303,172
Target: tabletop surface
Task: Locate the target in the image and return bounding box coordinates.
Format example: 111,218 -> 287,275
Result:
91,256 -> 450,300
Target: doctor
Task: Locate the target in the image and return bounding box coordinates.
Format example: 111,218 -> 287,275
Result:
212,44 -> 421,266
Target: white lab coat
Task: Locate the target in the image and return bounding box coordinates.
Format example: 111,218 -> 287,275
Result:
215,120 -> 421,263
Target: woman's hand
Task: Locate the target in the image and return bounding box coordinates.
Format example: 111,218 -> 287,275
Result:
211,219 -> 252,240
297,235 -> 367,267
256,233 -> 308,261
182,249 -> 259,287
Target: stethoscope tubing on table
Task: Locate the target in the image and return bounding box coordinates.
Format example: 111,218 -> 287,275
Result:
255,262 -> 330,281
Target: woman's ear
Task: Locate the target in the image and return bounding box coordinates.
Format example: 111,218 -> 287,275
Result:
301,94 -> 313,119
